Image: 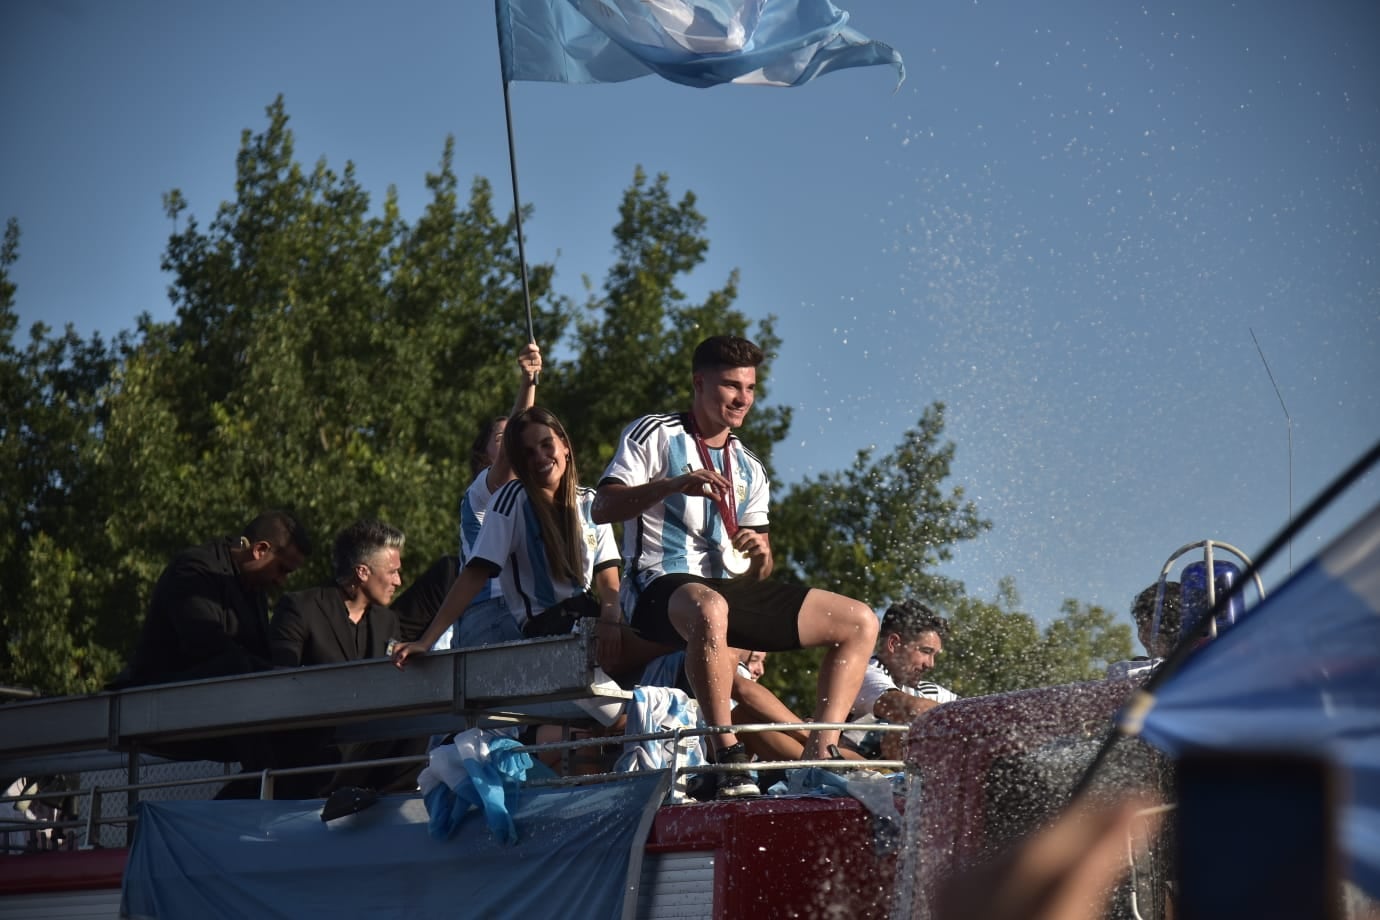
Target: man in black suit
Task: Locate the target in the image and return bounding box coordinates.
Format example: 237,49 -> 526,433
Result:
270,519 -> 405,667
271,519 -> 422,795
113,509 -> 312,687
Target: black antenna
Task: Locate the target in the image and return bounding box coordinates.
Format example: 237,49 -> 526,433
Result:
1250,327 -> 1292,572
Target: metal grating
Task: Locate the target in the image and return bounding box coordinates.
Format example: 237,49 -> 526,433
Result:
636,850 -> 715,919
74,759 -> 238,849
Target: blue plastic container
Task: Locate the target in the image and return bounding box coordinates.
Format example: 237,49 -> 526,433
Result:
1179,559 -> 1244,639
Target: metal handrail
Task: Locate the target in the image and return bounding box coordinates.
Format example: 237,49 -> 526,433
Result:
0,721 -> 911,845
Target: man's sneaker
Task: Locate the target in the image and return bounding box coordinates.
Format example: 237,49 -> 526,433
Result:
715,742 -> 760,798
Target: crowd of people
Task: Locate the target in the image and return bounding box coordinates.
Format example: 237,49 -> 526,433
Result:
109,334 -> 1078,801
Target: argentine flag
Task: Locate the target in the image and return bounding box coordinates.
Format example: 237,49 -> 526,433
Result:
496,0 -> 904,88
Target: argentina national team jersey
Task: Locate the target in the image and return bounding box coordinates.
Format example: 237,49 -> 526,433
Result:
844,656 -> 959,750
469,481 -> 620,627
600,412 -> 770,593
457,469 -> 500,604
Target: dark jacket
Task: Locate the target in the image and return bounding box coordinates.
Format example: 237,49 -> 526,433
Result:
390,555 -> 460,642
270,585 -> 401,666
113,539 -> 273,688
269,585 -> 422,796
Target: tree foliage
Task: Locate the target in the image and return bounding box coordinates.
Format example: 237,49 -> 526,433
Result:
928,577 -> 1134,697
759,405 -> 991,711
547,167 -> 787,477
1,218 -> 128,694
771,403 -> 989,607
0,100 -> 780,695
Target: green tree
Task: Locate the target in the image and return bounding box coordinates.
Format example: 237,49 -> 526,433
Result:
548,168 -> 788,477
89,98 -> 564,657
930,577 -> 1045,696
760,404 -> 990,711
0,218 -> 126,694
0,97 -> 567,688
5,97 -> 1103,708
1036,598 -> 1135,688
771,403 -> 988,606
930,577 -> 1133,697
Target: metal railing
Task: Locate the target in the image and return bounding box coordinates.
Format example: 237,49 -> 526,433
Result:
0,721 -> 909,849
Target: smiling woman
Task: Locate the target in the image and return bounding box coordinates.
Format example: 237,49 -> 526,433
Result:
390,407 -> 627,670
506,407 -> 584,581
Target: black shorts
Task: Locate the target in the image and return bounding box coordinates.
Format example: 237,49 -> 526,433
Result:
631,574 -> 811,653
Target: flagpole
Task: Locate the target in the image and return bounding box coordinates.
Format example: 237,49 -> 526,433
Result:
501,76 -> 536,350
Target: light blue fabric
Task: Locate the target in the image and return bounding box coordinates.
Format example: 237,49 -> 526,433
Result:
496,0 -> 904,88
614,685 -> 707,803
1140,502 -> 1380,898
455,595 -> 520,648
418,731 -> 553,844
121,770 -> 671,920
639,650 -> 686,689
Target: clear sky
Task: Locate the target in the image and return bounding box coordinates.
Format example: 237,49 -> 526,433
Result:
4,0 -> 1378,641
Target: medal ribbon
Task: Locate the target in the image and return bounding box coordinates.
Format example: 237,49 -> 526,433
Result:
688,416 -> 739,538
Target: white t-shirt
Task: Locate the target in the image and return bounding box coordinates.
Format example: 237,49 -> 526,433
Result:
469,482 -> 620,628
844,656 -> 958,750
600,412 -> 769,604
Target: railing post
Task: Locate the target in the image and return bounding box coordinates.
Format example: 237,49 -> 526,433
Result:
83,785 -> 102,850
125,741 -> 141,847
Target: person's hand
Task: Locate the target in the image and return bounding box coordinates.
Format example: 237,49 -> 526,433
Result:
595,617 -> 623,671
391,641 -> 425,669
733,528 -> 768,561
672,467 -> 730,498
518,343 -> 541,382
733,528 -> 772,580
936,796 -> 1157,920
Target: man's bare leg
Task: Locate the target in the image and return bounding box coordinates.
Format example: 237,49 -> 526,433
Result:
731,676 -> 868,762
795,588 -> 878,759
668,582 -> 740,754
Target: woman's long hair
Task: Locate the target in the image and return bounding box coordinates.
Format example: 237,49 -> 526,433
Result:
503,407 -> 584,584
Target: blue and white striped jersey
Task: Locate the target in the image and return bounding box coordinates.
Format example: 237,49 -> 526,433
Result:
470,481 -> 620,627
600,412 -> 770,594
457,469 -> 501,605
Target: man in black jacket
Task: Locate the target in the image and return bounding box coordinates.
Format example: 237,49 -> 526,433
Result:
113,509 -> 311,687
106,511 -> 311,794
271,519 -> 405,666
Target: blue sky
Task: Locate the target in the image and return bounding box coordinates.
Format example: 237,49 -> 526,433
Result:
4,0 -> 1378,643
